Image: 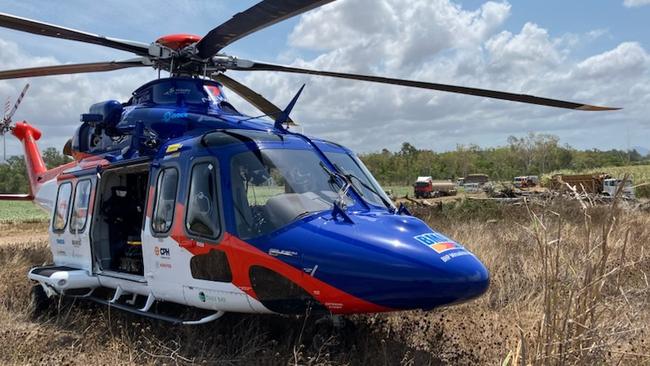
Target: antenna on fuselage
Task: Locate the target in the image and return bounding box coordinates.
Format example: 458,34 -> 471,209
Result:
274,84 -> 305,130
1,83 -> 30,162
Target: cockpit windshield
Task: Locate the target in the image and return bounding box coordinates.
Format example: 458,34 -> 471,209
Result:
325,151 -> 394,210
230,148 -> 351,239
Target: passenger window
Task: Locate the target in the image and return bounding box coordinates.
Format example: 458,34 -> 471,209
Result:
186,162 -> 220,239
70,180 -> 92,233
152,168 -> 178,234
53,182 -> 72,232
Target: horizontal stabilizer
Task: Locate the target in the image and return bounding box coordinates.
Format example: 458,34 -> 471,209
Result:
0,193 -> 33,201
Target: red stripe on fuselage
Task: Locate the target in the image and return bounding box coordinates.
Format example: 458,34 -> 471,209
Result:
167,203 -> 390,314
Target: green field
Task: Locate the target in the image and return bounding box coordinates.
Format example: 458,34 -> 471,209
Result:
383,185 -> 412,198
0,201 -> 49,223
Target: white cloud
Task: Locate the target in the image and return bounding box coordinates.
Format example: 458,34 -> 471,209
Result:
623,0 -> 650,7
240,0 -> 650,153
289,0 -> 511,72
0,37 -> 155,156
1,0 -> 649,157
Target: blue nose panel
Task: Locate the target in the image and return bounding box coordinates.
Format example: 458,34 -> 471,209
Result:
258,212 -> 490,311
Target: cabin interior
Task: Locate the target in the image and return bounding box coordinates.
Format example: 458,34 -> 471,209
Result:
92,163 -> 149,276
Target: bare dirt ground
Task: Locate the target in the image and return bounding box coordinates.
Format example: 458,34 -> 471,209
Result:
1,199 -> 649,365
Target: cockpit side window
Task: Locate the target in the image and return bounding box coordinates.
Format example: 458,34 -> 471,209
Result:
186,161 -> 221,240
53,182 -> 73,233
70,179 -> 92,233
152,168 -> 178,234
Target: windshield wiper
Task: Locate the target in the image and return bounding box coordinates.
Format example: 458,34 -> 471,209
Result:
319,161 -> 352,208
333,163 -> 395,213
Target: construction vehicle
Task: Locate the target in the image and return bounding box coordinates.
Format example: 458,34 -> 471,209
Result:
550,174 -> 634,198
464,174 -> 489,186
414,177 -> 457,198
513,175 -> 539,188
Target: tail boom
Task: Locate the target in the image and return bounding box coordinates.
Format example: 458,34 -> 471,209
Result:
10,121 -> 75,201
11,121 -> 47,196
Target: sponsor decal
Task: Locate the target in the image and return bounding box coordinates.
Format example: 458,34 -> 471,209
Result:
154,246 -> 171,258
430,242 -> 460,254
163,111 -> 189,122
440,251 -> 473,263
71,239 -> 81,247
198,290 -> 226,304
268,248 -> 298,257
56,250 -> 66,256
414,233 -> 463,254
55,238 -> 65,245
325,302 -> 343,310
165,143 -> 183,154
163,87 -> 191,96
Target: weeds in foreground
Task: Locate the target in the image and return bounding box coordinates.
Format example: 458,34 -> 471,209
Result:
505,188 -> 648,364
1,197 -> 649,365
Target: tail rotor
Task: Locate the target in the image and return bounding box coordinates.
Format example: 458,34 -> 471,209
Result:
1,83 -> 30,162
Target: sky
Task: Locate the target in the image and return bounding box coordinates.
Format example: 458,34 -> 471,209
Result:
0,0 -> 649,156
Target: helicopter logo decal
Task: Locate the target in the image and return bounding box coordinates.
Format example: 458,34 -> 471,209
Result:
162,111 -> 189,122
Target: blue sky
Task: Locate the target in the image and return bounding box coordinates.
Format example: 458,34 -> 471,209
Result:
1,0 -> 649,155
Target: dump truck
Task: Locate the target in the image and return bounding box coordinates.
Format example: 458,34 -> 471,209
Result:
414,176 -> 457,198
550,173 -> 634,198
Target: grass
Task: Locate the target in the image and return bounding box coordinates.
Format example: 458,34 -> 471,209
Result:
0,201 -> 49,223
0,197 -> 648,364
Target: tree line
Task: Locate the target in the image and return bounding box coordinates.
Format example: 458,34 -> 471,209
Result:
0,148 -> 72,194
0,133 -> 646,193
359,133 -> 648,185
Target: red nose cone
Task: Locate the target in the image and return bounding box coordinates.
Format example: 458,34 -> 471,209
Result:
156,34 -> 202,50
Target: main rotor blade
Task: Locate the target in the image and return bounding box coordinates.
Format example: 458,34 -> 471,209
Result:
236,62 -> 620,111
212,73 -> 297,125
0,12 -> 149,56
0,60 -> 148,80
196,0 -> 334,59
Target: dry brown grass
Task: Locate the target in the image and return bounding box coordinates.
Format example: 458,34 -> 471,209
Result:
0,198 -> 649,365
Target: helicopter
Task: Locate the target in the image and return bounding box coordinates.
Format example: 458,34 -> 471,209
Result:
0,0 -> 618,325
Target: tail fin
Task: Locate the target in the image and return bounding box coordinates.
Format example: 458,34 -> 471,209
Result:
11,121 -> 47,198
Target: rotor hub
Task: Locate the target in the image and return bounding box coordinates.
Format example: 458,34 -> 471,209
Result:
155,34 -> 202,50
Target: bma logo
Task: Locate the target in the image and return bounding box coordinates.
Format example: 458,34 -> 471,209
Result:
414,233 -> 463,254
154,246 -> 171,257
414,232 -> 452,245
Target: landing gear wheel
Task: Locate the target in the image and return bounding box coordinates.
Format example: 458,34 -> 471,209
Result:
29,284 -> 50,319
